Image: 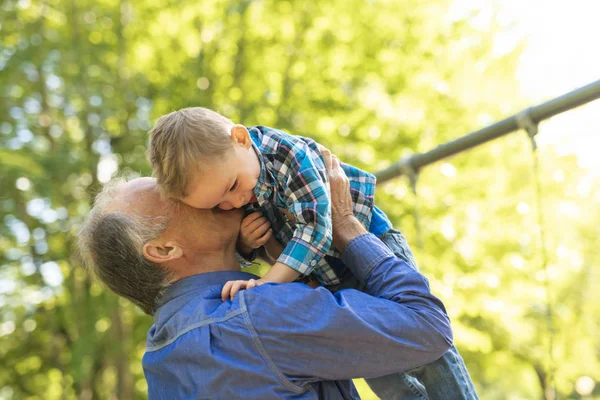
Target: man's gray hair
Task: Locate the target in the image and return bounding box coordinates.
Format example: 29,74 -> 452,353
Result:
77,178 -> 172,315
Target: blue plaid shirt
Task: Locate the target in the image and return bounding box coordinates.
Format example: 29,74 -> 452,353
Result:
245,126 -> 383,285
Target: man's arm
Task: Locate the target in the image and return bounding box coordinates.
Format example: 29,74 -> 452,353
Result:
241,234 -> 452,380
240,149 -> 452,381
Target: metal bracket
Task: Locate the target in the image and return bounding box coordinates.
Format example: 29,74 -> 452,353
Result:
399,156 -> 423,249
400,157 -> 419,195
516,108 -> 540,151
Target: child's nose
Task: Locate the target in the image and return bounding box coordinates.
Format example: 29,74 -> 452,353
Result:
233,194 -> 246,208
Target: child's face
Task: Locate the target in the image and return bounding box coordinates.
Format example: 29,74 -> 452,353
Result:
182,127 -> 261,211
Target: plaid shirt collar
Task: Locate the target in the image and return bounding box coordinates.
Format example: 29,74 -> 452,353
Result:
250,129 -> 275,204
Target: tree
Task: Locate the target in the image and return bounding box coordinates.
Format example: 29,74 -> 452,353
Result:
1,0 -> 598,398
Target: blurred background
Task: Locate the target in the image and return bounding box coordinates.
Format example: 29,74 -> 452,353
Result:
1,0 -> 599,399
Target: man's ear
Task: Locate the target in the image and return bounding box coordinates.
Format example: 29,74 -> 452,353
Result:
230,124 -> 252,149
143,240 -> 183,264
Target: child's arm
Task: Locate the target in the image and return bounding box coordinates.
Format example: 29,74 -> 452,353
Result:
223,236 -> 300,300
260,236 -> 284,265
261,262 -> 300,283
261,240 -> 299,281
264,237 -> 283,265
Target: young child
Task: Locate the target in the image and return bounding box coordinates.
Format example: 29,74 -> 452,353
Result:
148,106 -> 477,400
148,107 -> 409,285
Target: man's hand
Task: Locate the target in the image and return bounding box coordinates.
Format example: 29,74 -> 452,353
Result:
238,212 -> 273,256
318,145 -> 367,251
319,147 -> 354,228
221,278 -> 266,301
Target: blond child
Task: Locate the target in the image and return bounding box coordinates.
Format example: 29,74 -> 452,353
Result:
148,107 -> 398,292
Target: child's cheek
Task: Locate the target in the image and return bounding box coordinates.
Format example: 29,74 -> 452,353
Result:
244,176 -> 257,191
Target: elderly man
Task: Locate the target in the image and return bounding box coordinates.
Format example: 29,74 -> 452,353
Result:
78,152 -> 455,399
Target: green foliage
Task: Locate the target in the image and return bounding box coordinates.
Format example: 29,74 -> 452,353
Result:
1,0 -> 598,399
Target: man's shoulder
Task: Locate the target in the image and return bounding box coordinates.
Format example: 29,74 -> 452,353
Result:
240,282 -> 336,323
145,285 -> 246,352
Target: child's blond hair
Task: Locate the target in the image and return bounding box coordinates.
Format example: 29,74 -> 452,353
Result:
148,107 -> 234,198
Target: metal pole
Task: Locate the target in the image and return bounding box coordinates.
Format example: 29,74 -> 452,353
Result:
375,79 -> 600,184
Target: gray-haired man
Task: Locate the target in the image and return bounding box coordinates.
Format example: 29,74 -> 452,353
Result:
78,151 -> 460,399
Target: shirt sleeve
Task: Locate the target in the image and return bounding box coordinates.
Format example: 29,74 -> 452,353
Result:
276,140 -> 332,276
242,234 -> 453,382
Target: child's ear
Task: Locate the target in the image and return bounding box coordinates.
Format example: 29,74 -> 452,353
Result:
230,125 -> 252,149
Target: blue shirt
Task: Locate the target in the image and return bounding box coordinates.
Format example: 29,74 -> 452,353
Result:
245,126 -> 392,285
143,233 -> 452,399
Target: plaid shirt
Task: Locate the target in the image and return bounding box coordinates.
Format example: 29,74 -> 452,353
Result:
245,126 -> 376,285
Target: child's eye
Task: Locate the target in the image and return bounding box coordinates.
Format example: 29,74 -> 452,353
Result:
229,180 -> 239,192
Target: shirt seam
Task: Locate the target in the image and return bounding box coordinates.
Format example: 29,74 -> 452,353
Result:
239,292 -> 306,394
145,308 -> 246,352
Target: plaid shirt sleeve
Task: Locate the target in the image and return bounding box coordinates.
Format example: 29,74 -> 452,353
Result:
275,140 -> 332,276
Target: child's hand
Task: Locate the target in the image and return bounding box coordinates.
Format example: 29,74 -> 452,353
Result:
239,212 -> 273,252
221,278 -> 265,301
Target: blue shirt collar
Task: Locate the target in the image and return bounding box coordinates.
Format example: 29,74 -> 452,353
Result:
159,271 -> 259,306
